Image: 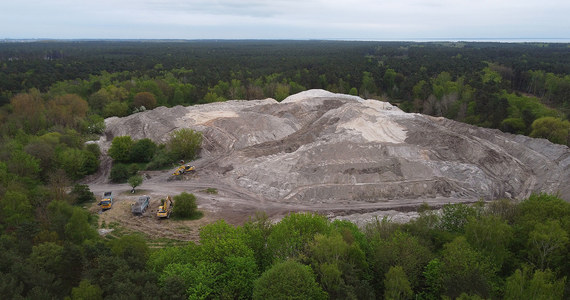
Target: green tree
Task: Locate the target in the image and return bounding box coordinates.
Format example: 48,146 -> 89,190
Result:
70,184 -> 95,204
172,192 -> 198,219
241,212 -> 274,273
0,190 -> 34,228
7,149 -> 41,179
308,232 -> 371,299
28,242 -> 64,276
71,280 -> 103,300
109,163 -> 129,183
57,147 -> 87,179
109,234 -> 150,270
439,203 -> 479,233
360,71 -> 377,98
422,258 -> 444,299
527,220 -> 568,270
465,215 -> 513,268
84,114 -> 105,134
274,83 -> 290,101
384,266 -> 413,300
129,138 -> 157,163
439,236 -> 498,299
504,266 -> 566,300
253,260 -> 327,300
88,89 -> 112,112
167,128 -> 202,161
108,136 -> 134,163
133,91 -> 157,110
529,117 -> 569,145
82,150 -> 100,175
65,208 -> 97,244
128,175 -> 143,193
268,213 -> 331,262
103,101 -> 129,118
370,231 -> 432,292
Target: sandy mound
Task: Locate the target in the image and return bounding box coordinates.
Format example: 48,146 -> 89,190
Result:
96,90 -> 570,210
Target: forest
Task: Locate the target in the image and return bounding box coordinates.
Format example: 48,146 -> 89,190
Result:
0,40 -> 569,299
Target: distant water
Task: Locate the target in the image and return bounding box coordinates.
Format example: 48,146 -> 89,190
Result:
365,38 -> 570,43
2,38 -> 570,44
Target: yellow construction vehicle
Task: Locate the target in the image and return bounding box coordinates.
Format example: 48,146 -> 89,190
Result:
157,195 -> 173,219
172,164 -> 195,176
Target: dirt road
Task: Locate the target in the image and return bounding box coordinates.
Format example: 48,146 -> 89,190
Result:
88,168 -> 472,242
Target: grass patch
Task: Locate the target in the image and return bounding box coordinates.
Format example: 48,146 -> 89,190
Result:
204,187 -> 218,194
175,225 -> 194,233
172,211 -> 204,221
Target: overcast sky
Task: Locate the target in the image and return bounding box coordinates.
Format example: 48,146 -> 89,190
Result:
1,0 -> 568,40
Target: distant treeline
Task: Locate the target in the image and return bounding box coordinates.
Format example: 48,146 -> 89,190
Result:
0,40 -> 569,145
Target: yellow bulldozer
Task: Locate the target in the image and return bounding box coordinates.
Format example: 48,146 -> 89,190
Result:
157,195 -> 173,219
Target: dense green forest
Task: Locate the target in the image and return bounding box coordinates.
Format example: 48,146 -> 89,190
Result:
0,41 -> 569,299
1,41 -> 569,145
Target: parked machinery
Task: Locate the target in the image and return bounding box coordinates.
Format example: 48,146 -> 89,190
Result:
157,195 -> 173,219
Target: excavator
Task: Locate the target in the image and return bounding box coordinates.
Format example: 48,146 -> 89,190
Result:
168,164 -> 196,181
157,195 -> 173,219
172,164 -> 195,176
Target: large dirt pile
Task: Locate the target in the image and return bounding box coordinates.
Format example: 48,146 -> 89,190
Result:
100,90 -> 570,210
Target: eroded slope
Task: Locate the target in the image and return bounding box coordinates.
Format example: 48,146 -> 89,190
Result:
99,90 -> 570,209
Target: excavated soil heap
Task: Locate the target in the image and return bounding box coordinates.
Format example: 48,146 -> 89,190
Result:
101,90 -> 570,208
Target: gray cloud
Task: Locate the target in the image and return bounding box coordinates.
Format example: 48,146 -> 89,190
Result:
1,0 -> 569,39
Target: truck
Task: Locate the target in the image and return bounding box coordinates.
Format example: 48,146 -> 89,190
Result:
157,195 -> 173,219
132,195 -> 150,215
99,191 -> 113,210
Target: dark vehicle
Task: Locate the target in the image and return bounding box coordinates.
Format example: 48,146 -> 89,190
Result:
132,195 -> 150,215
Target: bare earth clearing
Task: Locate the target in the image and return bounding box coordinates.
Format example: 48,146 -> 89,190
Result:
86,90 -> 570,241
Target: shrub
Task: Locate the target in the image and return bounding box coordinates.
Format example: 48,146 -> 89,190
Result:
130,138 -> 157,163
167,128 -> 202,161
173,192 -> 198,219
253,260 -> 327,300
71,184 -> 95,204
146,147 -> 175,170
127,163 -> 139,175
108,136 -> 133,163
110,163 -> 129,183
205,188 -> 218,194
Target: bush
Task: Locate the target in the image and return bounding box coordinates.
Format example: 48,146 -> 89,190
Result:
84,143 -> 101,157
205,188 -> 218,194
127,163 -> 140,175
110,163 -> 129,183
253,260 -> 327,300
130,138 -> 157,163
167,128 -> 202,161
173,192 -> 198,219
108,136 -> 133,163
71,184 -> 95,204
146,147 -> 175,170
